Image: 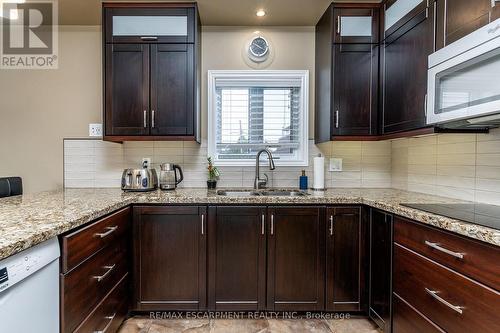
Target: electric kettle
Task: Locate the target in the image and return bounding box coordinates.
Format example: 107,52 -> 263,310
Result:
159,163 -> 184,190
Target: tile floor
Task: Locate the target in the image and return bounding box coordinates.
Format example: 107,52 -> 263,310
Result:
119,316 -> 381,333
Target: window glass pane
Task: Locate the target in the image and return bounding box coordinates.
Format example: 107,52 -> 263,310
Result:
340,16 -> 372,37
215,87 -> 301,161
113,16 -> 188,36
385,0 -> 423,31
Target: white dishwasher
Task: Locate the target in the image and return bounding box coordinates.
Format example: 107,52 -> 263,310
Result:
0,238 -> 60,333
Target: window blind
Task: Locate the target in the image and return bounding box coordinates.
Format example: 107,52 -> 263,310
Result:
214,86 -> 301,160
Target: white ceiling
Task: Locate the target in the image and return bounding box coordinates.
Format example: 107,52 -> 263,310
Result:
58,0 -> 379,26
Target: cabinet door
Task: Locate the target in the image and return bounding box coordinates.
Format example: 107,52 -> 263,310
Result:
326,207 -> 367,312
267,207 -> 325,311
333,6 -> 380,44
133,206 -> 206,311
382,4 -> 434,134
208,206 -> 266,311
369,209 -> 393,332
333,44 -> 378,136
105,44 -> 149,136
435,0 -> 492,49
493,1 -> 500,21
150,44 -> 194,136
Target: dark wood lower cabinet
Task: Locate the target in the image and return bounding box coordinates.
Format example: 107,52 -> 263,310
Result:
133,205 -> 207,311
369,209 -> 393,332
267,206 -> 326,311
208,206 -> 266,311
326,206 -> 367,311
392,293 -> 445,333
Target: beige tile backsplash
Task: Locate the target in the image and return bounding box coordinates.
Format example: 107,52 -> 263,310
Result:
64,129 -> 500,205
391,128 -> 500,205
64,139 -> 391,189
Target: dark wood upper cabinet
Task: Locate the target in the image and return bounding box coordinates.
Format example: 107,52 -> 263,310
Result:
207,206 -> 266,311
326,206 -> 368,312
333,43 -> 378,137
493,1 -> 500,20
105,44 -> 150,136
267,206 -> 325,311
133,206 -> 207,311
150,44 -> 194,136
315,3 -> 380,142
369,209 -> 393,332
435,0 -> 492,50
381,0 -> 434,134
103,3 -> 200,142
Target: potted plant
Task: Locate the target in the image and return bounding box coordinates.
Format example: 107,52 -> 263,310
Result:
207,156 -> 220,189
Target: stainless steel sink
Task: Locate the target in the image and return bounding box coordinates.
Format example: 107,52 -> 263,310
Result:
216,190 -> 259,197
216,189 -> 309,197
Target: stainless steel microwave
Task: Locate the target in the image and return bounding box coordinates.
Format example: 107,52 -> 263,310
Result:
427,18 -> 500,129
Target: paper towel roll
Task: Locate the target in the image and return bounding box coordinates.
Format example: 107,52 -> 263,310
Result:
313,155 -> 325,190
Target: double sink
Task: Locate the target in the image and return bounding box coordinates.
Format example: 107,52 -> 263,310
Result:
216,189 -> 310,197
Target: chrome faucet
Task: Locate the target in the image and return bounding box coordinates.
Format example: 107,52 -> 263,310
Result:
254,148 -> 276,189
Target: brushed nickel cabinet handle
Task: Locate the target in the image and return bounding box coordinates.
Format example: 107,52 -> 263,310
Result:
337,16 -> 341,34
93,264 -> 115,282
94,312 -> 116,333
140,36 -> 158,41
152,110 -> 155,128
335,110 -> 339,128
270,214 -> 274,235
424,241 -> 464,259
329,215 -> 334,236
261,214 -> 265,235
424,94 -> 428,116
425,288 -> 463,314
143,110 -> 147,128
94,226 -> 118,238
201,214 -> 205,235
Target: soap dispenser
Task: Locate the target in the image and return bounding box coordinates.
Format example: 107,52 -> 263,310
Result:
299,170 -> 308,190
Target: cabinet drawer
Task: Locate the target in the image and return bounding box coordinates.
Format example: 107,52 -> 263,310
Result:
61,240 -> 128,333
74,274 -> 129,333
61,207 -> 130,273
394,217 -> 500,291
393,293 -> 444,333
394,244 -> 500,333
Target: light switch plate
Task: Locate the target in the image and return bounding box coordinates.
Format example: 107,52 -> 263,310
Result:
89,123 -> 102,137
329,158 -> 343,172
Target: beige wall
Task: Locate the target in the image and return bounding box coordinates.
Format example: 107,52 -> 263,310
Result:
0,26 -> 102,193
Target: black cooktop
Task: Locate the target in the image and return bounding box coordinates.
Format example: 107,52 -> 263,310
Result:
401,203 -> 500,231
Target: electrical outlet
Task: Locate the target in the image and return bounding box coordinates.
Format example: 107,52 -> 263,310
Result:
329,158 -> 343,172
89,123 -> 102,137
142,158 -> 152,169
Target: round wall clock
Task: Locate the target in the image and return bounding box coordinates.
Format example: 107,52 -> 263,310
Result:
248,36 -> 269,59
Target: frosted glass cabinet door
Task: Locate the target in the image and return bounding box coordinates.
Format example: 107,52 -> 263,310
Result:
104,7 -> 195,43
333,7 -> 379,43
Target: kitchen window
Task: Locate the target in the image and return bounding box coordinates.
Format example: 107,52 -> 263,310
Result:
208,70 -> 309,166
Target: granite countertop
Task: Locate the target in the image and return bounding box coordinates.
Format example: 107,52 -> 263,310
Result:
0,188 -> 499,260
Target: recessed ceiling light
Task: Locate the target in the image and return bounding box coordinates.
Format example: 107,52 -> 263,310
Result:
256,10 -> 266,17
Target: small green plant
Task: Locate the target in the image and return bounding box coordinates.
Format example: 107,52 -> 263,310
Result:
207,156 -> 220,181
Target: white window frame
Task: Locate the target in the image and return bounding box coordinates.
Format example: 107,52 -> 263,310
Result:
207,70 -> 309,167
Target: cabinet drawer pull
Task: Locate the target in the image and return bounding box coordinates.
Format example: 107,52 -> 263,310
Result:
424,241 -> 464,259
329,215 -> 334,236
425,288 -> 463,314
94,312 -> 116,333
94,226 -> 118,238
261,214 -> 265,235
143,110 -> 147,128
335,110 -> 339,128
93,264 -> 115,282
201,214 -> 205,235
270,214 -> 274,235
140,36 -> 158,41
152,110 -> 155,128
